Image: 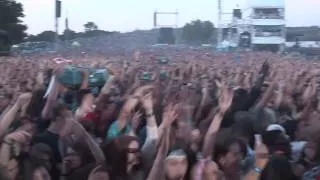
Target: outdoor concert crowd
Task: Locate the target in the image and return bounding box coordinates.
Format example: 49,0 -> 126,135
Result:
1,49 -> 320,180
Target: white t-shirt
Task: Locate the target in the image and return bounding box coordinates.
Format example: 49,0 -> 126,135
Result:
291,141 -> 307,162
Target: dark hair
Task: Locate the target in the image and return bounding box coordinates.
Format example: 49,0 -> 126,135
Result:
63,91 -> 75,105
102,135 -> 141,179
26,89 -> 46,119
22,143 -> 54,180
281,120 -> 298,141
51,101 -> 69,119
0,166 -> 9,180
262,130 -> 291,159
167,147 -> 197,180
213,130 -> 248,169
231,115 -> 255,148
76,89 -> 92,105
260,155 -> 298,180
232,114 -> 255,138
231,88 -> 249,112
64,145 -> 95,179
3,93 -> 13,100
67,163 -> 96,180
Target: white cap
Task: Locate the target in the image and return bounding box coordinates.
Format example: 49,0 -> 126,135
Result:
266,124 -> 286,134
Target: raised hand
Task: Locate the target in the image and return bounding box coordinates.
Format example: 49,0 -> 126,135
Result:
254,134 -> 269,169
162,103 -> 178,126
4,130 -> 31,145
16,92 -> 32,108
218,86 -> 234,113
133,85 -> 153,98
141,92 -> 153,110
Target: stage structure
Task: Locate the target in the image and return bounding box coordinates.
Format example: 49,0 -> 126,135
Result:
246,0 -> 286,52
217,0 -> 286,52
55,0 -> 62,50
216,1 -> 249,50
153,10 -> 179,44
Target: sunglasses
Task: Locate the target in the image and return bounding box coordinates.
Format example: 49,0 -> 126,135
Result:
127,148 -> 140,154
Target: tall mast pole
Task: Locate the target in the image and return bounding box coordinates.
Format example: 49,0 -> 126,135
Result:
217,0 -> 223,47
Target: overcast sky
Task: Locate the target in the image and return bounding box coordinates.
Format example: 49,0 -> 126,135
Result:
17,0 -> 320,35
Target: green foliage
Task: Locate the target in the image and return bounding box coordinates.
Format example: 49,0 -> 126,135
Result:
182,20 -> 214,44
27,31 -> 56,42
286,26 -> 320,42
84,22 -> 98,32
60,29 -> 77,41
0,0 -> 27,44
26,28 -> 117,42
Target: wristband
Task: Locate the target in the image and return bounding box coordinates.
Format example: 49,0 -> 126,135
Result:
253,167 -> 263,174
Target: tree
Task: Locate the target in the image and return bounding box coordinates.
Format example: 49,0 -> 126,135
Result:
0,0 -> 27,44
182,20 -> 214,44
60,29 -> 78,41
27,31 -> 56,42
84,22 -> 98,32
27,29 -> 117,42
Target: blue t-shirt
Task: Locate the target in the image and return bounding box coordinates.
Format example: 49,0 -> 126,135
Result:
106,120 -> 132,141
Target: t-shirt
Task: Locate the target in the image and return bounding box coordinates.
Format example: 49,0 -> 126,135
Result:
106,120 -> 132,141
291,141 -> 307,162
303,165 -> 320,180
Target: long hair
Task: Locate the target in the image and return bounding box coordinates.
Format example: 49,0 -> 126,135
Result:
213,130 -> 248,170
261,155 -> 299,180
20,143 -> 54,180
167,147 -> 197,180
67,163 -> 96,180
26,89 -> 46,119
102,135 -> 141,179
0,165 -> 9,180
262,130 -> 291,159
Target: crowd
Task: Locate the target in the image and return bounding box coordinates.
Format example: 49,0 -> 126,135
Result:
0,48 -> 320,180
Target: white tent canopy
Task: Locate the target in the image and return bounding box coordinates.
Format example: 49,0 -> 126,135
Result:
71,41 -> 81,47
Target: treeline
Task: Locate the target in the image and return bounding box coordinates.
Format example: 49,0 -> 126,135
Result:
26,29 -> 118,42
1,0 -> 320,45
286,26 -> 320,42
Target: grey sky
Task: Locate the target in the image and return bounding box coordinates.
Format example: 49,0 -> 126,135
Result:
17,0 -> 320,35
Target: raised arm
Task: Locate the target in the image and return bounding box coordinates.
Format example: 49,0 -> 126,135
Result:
146,105 -> 176,180
202,86 -> 233,158
72,117 -> 105,164
80,69 -> 89,90
140,92 -> 158,145
254,80 -> 276,109
0,93 -> 32,138
195,80 -> 210,123
244,135 -> 269,180
157,104 -> 178,144
41,76 -> 59,119
0,131 -> 31,167
117,85 -> 153,132
274,81 -> 285,110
